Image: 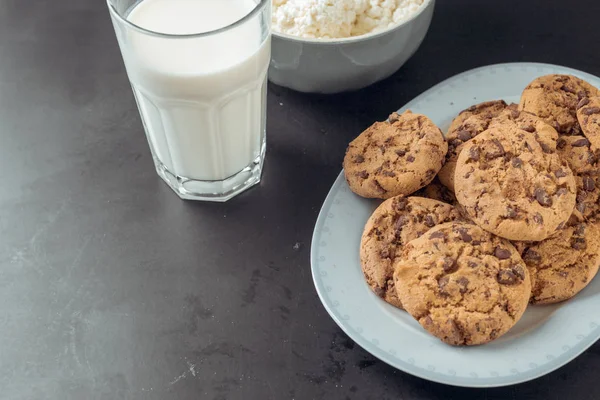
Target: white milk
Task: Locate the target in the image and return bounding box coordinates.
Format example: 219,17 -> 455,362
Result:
123,0 -> 270,181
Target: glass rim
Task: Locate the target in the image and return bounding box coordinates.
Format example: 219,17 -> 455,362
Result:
107,0 -> 270,39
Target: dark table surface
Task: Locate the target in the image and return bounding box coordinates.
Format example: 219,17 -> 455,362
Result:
2,0 -> 600,399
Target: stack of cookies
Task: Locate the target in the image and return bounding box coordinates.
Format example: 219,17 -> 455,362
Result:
344,74 -> 600,346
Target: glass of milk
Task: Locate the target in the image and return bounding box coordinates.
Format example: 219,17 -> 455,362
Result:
107,0 -> 271,201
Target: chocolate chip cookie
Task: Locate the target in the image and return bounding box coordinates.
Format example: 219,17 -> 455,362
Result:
576,96 -> 600,151
439,100 -> 508,191
344,110 -> 448,199
556,135 -> 600,175
394,222 -> 531,346
516,220 -> 600,304
519,74 -> 600,135
454,125 -> 577,241
360,196 -> 462,308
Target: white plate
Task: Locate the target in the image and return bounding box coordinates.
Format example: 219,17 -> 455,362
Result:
311,63 -> 600,388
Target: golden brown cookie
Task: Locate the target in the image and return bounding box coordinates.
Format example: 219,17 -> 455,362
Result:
394,222 -> 531,346
556,135 -> 600,175
576,96 -> 600,151
343,111 -> 447,198
515,220 -> 600,305
439,100 -> 508,191
454,126 -> 577,241
519,74 -> 600,135
360,196 -> 462,308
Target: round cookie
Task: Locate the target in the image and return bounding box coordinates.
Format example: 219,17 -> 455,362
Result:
576,96 -> 600,151
516,220 -> 600,304
519,74 -> 600,136
393,222 -> 531,346
489,104 -> 559,154
439,100 -> 508,191
344,111 -> 447,199
360,196 -> 462,309
454,125 -> 577,241
556,135 -> 599,175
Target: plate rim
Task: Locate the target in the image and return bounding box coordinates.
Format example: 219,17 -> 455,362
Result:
310,61 -> 600,388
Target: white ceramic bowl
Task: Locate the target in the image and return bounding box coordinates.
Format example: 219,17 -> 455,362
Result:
268,0 -> 435,94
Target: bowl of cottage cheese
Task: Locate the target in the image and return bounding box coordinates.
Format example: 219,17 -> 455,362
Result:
269,0 -> 435,93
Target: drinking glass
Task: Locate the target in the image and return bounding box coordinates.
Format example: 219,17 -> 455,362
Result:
107,0 -> 271,201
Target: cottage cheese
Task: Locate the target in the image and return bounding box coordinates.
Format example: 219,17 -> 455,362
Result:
272,0 -> 425,39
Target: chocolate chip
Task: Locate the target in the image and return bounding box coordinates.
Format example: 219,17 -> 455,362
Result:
575,223 -> 586,235
379,146 -> 386,154
379,248 -> 391,259
424,215 -> 436,228
382,170 -> 396,177
534,188 -> 552,207
442,257 -> 458,273
438,276 -> 449,294
388,113 -> 400,123
406,155 -> 415,163
393,198 -> 407,211
557,138 -> 567,149
572,138 -> 590,147
582,106 -> 600,115
494,247 -> 511,260
429,231 -> 446,240
583,176 -> 596,191
506,206 -> 518,218
533,213 -> 544,224
540,143 -> 553,154
497,269 -> 518,285
395,149 -> 406,157
510,109 -> 520,118
469,147 -> 480,161
520,124 -> 536,133
511,265 -> 526,280
578,97 -> 590,109
456,227 -> 473,242
456,276 -> 469,294
373,286 -> 385,297
468,261 -> 478,268
486,139 -> 506,160
560,84 -> 577,95
576,202 -> 586,213
357,170 -> 368,179
571,237 -> 586,250
394,215 -> 408,232
554,169 -> 567,178
457,130 -> 472,142
511,157 -> 522,168
354,155 -> 365,163
523,248 -> 541,263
